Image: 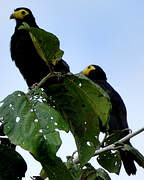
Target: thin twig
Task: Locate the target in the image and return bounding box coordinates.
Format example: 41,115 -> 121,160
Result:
35,72 -> 66,89
73,127 -> 144,164
35,73 -> 54,89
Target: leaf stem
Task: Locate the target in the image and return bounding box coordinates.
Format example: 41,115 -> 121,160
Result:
35,72 -> 66,89
35,73 -> 53,89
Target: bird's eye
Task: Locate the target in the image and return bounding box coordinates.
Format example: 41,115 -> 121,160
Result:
21,11 -> 26,15
88,66 -> 91,69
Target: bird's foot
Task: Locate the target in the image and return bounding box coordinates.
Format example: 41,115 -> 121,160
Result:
121,128 -> 132,134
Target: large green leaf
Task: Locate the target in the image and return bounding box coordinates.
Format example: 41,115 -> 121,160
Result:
0,89 -> 68,156
38,156 -> 74,180
45,73 -> 111,165
96,168 -> 111,180
0,89 -> 73,180
19,22 -> 64,66
66,156 -> 81,180
97,151 -> 121,175
0,144 -> 27,180
66,160 -> 111,180
79,164 -> 111,180
97,132 -> 122,175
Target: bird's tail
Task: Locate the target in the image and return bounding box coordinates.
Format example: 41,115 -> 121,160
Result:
119,141 -> 142,175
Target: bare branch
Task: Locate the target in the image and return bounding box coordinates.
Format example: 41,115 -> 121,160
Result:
94,127 -> 144,156
73,127 -> 144,164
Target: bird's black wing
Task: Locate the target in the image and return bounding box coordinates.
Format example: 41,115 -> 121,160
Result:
54,59 -> 70,74
10,30 -> 70,87
95,80 -> 139,175
10,30 -> 51,87
95,80 -> 129,134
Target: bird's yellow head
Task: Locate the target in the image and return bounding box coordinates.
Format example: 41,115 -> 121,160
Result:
82,65 -> 96,76
10,8 -> 31,20
10,8 -> 36,27
82,65 -> 107,81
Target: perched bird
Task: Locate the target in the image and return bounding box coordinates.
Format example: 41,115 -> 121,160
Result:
10,7 -> 70,88
82,65 -> 141,176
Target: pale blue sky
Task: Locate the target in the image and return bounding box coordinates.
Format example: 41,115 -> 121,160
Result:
0,0 -> 144,179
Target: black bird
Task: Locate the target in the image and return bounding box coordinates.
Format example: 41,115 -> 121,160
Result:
10,7 -> 70,88
82,65 -> 141,176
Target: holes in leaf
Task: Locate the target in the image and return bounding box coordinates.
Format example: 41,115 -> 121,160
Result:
87,141 -> 91,146
0,102 -> 4,107
34,119 -> 38,123
54,122 -> 58,126
16,116 -> 20,123
79,83 -> 82,87
9,104 -> 12,108
0,117 -> 4,121
39,129 -> 43,133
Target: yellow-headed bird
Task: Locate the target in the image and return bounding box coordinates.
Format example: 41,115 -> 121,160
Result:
10,7 -> 70,88
82,64 -> 142,176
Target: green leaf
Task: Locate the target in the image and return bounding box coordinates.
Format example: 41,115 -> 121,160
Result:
0,144 -> 27,180
96,131 -> 126,175
0,89 -> 68,157
97,151 -> 121,175
66,156 -> 81,179
79,164 -> 111,180
19,22 -> 64,66
45,73 -> 111,165
0,89 -> 73,180
39,156 -> 74,180
79,163 -> 96,180
96,168 -> 111,180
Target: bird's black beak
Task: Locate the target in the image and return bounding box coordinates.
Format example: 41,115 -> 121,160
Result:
10,13 -> 15,19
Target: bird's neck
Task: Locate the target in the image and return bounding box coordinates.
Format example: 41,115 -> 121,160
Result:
15,18 -> 38,30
